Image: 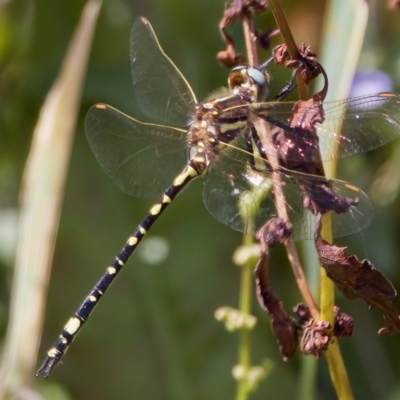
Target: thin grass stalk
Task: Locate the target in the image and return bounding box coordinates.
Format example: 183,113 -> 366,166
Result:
318,1 -> 368,398
0,2 -> 101,398
235,236 -> 257,400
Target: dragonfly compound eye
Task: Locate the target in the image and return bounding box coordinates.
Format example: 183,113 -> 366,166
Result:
247,67 -> 269,101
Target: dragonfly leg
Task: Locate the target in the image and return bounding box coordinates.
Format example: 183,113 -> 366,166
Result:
246,125 -> 274,174
273,64 -> 301,101
259,55 -> 275,72
245,127 -> 268,173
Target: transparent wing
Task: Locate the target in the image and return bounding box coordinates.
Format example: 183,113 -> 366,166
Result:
130,17 -> 196,127
203,137 -> 373,241
244,92 -> 400,162
85,104 -> 188,199
317,92 -> 400,160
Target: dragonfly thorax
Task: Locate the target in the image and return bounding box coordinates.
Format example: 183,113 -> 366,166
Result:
188,97 -> 250,167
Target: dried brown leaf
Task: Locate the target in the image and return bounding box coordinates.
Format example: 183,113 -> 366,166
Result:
217,46 -> 245,68
333,306 -> 354,338
254,249 -> 298,360
388,0 -> 400,9
258,28 -> 280,50
270,86 -> 357,216
293,304 -> 353,357
256,218 -> 292,249
218,0 -> 269,66
272,43 -> 321,84
315,217 -> 400,335
299,319 -> 330,358
220,0 -> 269,30
302,181 -> 358,215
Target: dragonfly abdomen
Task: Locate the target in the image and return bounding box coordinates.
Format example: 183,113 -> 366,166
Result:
36,160 -> 203,377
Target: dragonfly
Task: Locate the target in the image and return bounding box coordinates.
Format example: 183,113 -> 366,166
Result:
37,16 -> 400,377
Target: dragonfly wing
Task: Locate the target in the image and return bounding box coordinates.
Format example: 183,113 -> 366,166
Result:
202,138 -> 277,236
316,93 -> 400,160
323,179 -> 373,239
202,137 -> 373,240
251,93 -> 400,162
130,17 -> 197,127
289,174 -> 374,240
85,104 -> 188,199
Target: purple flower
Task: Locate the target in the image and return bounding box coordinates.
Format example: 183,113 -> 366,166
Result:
350,69 -> 393,97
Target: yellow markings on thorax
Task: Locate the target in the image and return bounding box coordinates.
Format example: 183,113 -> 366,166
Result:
250,102 -> 261,111
220,120 -> 246,133
173,165 -> 198,186
64,317 -> 81,335
193,156 -> 206,164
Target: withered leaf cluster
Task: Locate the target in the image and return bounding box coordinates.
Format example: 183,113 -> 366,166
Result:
255,220 -> 355,360
273,43 -> 321,84
218,0 -> 269,67
219,0 -> 400,362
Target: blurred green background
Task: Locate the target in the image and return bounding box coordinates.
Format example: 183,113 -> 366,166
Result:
2,0 -> 400,399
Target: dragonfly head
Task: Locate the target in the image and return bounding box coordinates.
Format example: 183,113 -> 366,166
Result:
228,66 -> 270,102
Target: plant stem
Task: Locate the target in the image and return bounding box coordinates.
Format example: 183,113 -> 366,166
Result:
235,234 -> 256,400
